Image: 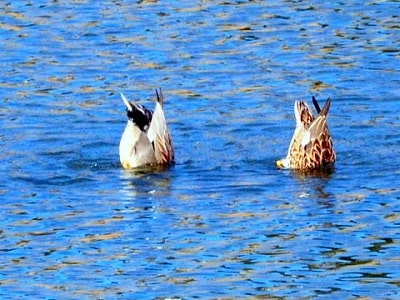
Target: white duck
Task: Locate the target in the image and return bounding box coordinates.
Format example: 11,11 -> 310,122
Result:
119,88 -> 174,169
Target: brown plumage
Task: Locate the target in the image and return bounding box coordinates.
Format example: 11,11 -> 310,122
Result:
276,97 -> 336,171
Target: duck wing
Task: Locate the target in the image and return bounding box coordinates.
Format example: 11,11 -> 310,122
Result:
302,98 -> 336,168
295,100 -> 315,129
147,88 -> 175,164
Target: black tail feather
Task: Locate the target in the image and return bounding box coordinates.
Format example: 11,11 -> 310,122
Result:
312,96 -> 321,114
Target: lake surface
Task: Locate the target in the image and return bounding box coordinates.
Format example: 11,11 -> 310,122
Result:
1,0 -> 400,298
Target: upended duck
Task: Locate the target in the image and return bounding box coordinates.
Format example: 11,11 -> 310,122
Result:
276,97 -> 336,172
119,88 -> 174,169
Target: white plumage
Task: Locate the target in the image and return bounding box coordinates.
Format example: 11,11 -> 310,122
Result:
119,88 -> 174,169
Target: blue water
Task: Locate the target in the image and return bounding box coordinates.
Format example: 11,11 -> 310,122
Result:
1,1 -> 400,298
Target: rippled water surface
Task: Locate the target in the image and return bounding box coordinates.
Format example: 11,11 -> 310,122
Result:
1,0 -> 400,298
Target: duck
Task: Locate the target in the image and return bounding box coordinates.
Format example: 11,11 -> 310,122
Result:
276,96 -> 336,172
119,88 -> 174,169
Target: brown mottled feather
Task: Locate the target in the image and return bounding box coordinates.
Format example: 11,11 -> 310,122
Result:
297,101 -> 314,129
277,97 -> 336,171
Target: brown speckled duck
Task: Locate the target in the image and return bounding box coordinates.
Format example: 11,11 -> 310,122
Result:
276,97 -> 336,171
119,88 -> 174,169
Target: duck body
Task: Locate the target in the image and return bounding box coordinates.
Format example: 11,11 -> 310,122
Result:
119,88 -> 174,169
277,97 -> 336,172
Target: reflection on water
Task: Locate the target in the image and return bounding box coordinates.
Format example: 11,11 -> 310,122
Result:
119,167 -> 174,198
1,0 -> 400,298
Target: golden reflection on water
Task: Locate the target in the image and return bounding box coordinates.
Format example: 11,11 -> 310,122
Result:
1,0 -> 400,298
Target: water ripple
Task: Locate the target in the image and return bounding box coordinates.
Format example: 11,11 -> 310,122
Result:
1,0 -> 400,299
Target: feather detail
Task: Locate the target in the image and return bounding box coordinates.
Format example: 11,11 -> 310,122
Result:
147,88 -> 175,164
277,97 -> 336,171
119,88 -> 174,169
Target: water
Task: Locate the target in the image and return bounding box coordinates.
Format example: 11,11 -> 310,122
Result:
1,0 -> 400,298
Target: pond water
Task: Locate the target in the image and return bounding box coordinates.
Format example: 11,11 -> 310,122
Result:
1,0 -> 400,298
